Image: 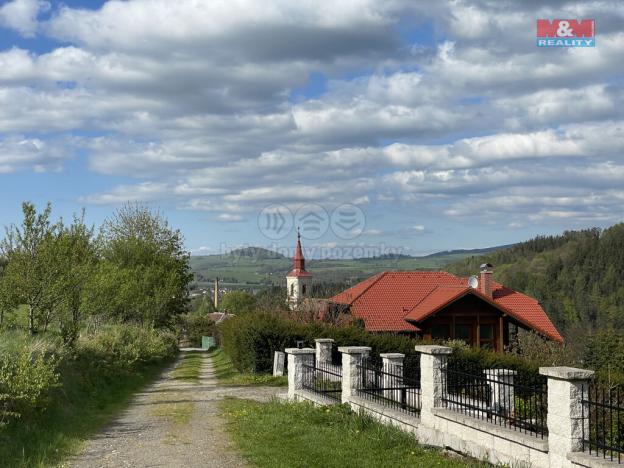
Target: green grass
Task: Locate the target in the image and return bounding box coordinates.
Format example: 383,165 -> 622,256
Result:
0,357 -> 172,468
171,350 -> 204,382
220,398 -> 490,468
210,348 -> 287,387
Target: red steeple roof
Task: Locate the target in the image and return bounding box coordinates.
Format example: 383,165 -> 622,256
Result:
287,228 -> 312,278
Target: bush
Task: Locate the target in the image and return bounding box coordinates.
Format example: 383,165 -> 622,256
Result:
0,333 -> 60,427
218,312 -> 423,373
179,313 -> 216,347
218,312 -> 576,385
76,324 -> 178,371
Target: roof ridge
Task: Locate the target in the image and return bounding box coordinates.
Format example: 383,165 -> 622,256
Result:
404,284 -> 470,318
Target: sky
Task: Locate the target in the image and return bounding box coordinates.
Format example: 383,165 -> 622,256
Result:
0,0 -> 623,258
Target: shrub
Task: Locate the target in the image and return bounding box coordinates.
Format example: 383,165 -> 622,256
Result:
178,313 -> 216,347
218,312 -> 576,385
0,335 -> 60,428
76,324 -> 178,371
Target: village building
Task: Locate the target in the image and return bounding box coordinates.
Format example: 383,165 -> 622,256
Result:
286,234 -> 563,350
286,229 -> 312,308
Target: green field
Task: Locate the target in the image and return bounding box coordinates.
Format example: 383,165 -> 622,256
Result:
190,245 -> 512,292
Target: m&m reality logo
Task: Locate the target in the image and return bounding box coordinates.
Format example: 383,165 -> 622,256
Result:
537,19 -> 595,47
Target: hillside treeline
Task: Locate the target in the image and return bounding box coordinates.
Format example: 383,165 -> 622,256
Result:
448,224 -> 624,370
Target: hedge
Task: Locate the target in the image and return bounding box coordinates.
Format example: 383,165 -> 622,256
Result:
217,312 -> 547,386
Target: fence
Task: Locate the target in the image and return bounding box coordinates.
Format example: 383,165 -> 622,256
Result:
288,342 -> 608,467
356,357 -> 421,415
442,360 -> 548,439
302,359 -> 342,403
582,383 -> 624,464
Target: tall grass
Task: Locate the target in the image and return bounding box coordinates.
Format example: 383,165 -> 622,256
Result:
0,326 -> 177,467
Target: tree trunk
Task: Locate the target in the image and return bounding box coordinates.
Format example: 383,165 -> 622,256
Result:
28,304 -> 36,335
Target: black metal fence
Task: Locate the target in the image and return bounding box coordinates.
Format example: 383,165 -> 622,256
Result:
356,357 -> 421,415
582,383 -> 624,463
302,359 -> 342,403
442,360 -> 548,438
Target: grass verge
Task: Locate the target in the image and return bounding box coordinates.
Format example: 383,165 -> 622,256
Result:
209,348 -> 287,387
171,350 -> 204,382
0,357 -> 173,468
220,398 -> 490,468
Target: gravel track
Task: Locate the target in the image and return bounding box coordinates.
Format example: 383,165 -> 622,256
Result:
65,350 -> 283,468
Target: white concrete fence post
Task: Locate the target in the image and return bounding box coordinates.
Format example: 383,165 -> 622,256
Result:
415,345 -> 453,425
285,347 -> 315,400
315,338 -> 334,366
339,346 -> 371,404
381,353 -> 404,403
484,369 -> 517,416
539,366 -> 595,467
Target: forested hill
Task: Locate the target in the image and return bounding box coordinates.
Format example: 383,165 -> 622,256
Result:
447,224 -> 624,337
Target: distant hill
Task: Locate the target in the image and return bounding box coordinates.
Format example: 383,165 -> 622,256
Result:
190,243 -> 514,290
423,244 -> 516,258
227,247 -> 286,260
446,224 -> 624,339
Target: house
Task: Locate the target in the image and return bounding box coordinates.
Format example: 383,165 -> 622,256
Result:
329,266 -> 563,350
284,233 -> 563,350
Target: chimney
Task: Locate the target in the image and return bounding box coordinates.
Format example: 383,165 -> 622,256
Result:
479,263 -> 493,299
214,277 -> 219,309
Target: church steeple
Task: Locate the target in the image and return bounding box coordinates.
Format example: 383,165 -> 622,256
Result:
293,227 -> 306,272
286,227 -> 312,308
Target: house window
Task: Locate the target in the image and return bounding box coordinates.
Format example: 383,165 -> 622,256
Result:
302,284 -> 306,295
455,324 -> 472,344
430,324 -> 450,339
479,324 -> 494,350
290,283 -> 295,296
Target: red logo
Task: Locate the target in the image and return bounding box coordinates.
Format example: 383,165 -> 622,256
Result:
536,19 -> 595,47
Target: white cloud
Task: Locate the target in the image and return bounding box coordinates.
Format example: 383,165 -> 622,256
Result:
0,0 -> 623,234
0,0 -> 49,37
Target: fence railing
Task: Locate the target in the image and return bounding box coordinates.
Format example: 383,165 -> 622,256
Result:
302,359 -> 342,403
356,357 -> 421,415
442,361 -> 548,439
582,383 -> 624,464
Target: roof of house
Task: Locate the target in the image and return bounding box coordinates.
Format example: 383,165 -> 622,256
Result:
329,271 -> 563,342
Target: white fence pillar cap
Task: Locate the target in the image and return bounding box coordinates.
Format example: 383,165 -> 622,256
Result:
414,345 -> 453,355
315,338 -> 335,343
285,348 -> 315,354
539,366 -> 594,381
338,346 -> 371,354
380,353 -> 405,359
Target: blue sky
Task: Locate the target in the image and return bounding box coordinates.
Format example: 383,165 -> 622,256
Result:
0,0 -> 623,258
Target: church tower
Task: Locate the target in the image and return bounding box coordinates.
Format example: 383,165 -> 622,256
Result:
286,228 -> 312,309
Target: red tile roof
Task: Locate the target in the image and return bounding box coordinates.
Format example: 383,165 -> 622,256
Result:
330,271 -> 563,342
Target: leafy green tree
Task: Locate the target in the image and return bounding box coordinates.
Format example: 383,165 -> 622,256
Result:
220,290 -> 257,314
54,213 -> 97,344
0,203 -> 63,334
84,204 -> 192,327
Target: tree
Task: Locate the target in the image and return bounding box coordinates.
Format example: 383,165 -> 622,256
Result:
0,203 -> 63,334
220,291 -> 257,314
84,204 -> 192,326
54,212 -> 97,344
